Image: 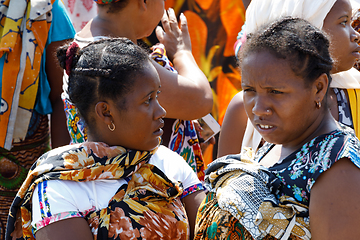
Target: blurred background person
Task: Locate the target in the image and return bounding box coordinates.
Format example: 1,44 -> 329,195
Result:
0,0 -> 75,238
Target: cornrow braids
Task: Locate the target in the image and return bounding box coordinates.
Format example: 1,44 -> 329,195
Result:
73,67 -> 112,78
57,37 -> 151,131
240,17 -> 333,86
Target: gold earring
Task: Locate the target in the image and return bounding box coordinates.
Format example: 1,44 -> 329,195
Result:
108,121 -> 116,131
316,101 -> 321,109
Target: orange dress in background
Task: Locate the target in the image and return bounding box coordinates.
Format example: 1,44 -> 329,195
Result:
146,0 -> 246,166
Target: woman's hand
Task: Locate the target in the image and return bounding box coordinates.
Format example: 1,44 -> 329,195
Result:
156,8 -> 191,61
193,120 -> 216,154
152,8 -> 213,120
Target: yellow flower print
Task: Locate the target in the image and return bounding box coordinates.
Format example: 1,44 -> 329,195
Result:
108,207 -> 140,239
139,210 -> 188,240
99,208 -> 110,230
62,148 -> 95,169
80,142 -> 126,159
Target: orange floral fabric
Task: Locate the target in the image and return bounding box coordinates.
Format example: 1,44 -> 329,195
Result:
87,164 -> 189,240
6,142 -> 189,240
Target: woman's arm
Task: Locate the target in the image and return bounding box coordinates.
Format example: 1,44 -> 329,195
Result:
309,158 -> 360,239
35,217 -> 93,240
182,190 -> 206,239
217,91 -> 248,157
154,9 -> 213,120
46,40 -> 71,148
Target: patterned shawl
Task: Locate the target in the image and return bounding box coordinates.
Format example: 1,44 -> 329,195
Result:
203,150 -> 310,240
5,142 -> 188,240
0,0 -> 55,150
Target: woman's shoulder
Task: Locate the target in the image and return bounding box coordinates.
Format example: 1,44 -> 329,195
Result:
149,145 -> 196,174
149,145 -> 202,189
289,125 -> 360,166
317,124 -> 359,154
150,145 -> 189,165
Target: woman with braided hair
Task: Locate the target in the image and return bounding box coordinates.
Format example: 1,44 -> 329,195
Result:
194,17 -> 360,240
218,0 -> 360,158
6,38 -> 205,240
62,0 -> 213,183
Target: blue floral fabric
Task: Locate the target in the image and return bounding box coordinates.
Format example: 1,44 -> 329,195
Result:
255,125 -> 360,205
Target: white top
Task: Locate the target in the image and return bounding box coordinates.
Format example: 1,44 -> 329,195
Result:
31,145 -> 202,231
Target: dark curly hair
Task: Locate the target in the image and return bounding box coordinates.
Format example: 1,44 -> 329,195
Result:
57,37 -> 151,130
239,17 -> 333,86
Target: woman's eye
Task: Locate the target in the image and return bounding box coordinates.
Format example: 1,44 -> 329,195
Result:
270,90 -> 282,94
243,88 -> 254,93
144,97 -> 151,104
340,20 -> 348,26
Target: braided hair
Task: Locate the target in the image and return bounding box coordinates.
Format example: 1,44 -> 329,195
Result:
239,17 -> 333,86
57,37 -> 151,130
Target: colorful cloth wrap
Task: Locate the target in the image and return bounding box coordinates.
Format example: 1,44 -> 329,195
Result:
195,150 -> 310,240
5,142 -> 189,240
196,125 -> 360,240
0,0 -> 55,150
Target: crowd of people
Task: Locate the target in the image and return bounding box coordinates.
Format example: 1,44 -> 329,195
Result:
1,0 -> 360,240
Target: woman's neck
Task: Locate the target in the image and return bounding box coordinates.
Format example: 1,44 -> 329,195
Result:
261,110 -> 339,167
282,110 -> 338,153
77,10 -> 138,43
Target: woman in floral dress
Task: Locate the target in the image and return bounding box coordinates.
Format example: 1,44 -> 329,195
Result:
195,17 -> 360,240
6,38 -> 205,240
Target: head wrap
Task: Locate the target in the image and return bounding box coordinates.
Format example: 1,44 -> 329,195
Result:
243,0 -> 360,89
241,0 -> 360,153
245,0 -> 337,34
94,0 -> 121,5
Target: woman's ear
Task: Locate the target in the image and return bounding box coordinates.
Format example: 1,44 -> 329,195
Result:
314,73 -> 329,103
94,101 -> 113,125
138,0 -> 147,11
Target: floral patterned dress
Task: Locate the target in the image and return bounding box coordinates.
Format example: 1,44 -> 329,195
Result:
6,142 -> 189,240
195,126 -> 360,240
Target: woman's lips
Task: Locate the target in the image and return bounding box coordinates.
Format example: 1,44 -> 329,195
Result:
153,128 -> 163,137
352,50 -> 360,59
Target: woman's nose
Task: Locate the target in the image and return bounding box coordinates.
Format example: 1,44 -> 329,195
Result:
155,99 -> 166,120
351,27 -> 360,43
251,97 -> 271,117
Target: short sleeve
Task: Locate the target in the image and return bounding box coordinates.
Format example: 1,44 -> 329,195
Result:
268,128 -> 360,205
31,178 -> 126,233
31,180 -> 91,233
48,0 -> 76,43
149,146 -> 204,198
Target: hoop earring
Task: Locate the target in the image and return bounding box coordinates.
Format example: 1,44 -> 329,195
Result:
316,101 -> 321,109
108,121 -> 116,132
